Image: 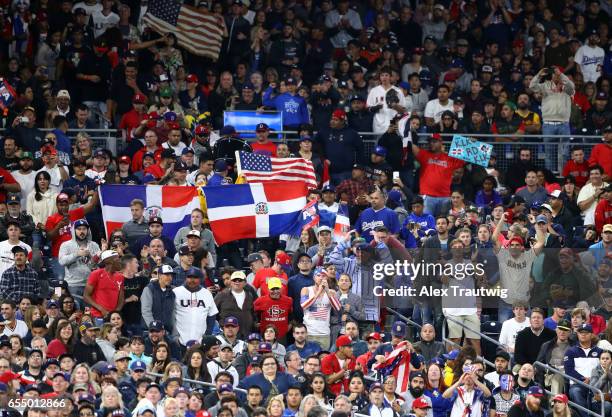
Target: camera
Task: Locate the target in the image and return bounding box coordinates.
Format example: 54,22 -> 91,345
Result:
541,67 -> 555,81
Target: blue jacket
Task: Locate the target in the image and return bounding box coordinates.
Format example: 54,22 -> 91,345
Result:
51,128 -> 72,154
314,126 -> 365,174
286,341 -> 321,359
563,344 -> 602,382
287,272 -> 314,322
141,280 -> 176,333
262,88 -> 309,127
237,372 -> 298,401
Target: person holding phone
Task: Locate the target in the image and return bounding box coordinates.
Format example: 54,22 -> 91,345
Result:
442,366 -> 491,417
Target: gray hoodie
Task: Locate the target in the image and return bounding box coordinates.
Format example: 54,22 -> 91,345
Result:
58,225 -> 101,288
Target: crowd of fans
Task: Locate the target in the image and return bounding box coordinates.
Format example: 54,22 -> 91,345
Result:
0,0 -> 611,417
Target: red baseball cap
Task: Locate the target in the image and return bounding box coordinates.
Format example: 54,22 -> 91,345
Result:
508,236 -> 524,247
167,121 -> 180,130
444,72 -> 459,82
133,93 -> 147,104
41,144 -> 57,155
275,252 -> 291,266
186,74 -> 199,83
332,109 -> 347,120
553,394 -> 569,404
430,133 -> 442,141
335,335 -> 353,348
118,155 -> 131,164
194,125 -> 210,136
412,397 -> 431,410
366,332 -> 381,341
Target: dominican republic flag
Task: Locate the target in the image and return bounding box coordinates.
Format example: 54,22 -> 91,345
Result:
333,204 -> 350,243
99,185 -> 200,238
301,199 -> 319,231
201,182 -> 308,245
0,79 -> 16,109
372,341 -> 413,395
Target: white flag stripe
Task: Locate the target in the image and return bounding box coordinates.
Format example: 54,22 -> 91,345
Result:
251,184 -> 270,238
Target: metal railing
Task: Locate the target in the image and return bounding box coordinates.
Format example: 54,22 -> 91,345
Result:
533,361 -> 605,417
146,371 -> 248,394
443,315 -> 514,360
386,307 -> 496,369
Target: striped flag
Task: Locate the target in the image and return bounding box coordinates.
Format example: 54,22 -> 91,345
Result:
301,200 -> 319,231
372,341 -> 413,395
333,204 -> 350,242
98,185 -> 201,238
143,0 -> 223,60
236,151 -> 318,189
201,182 -> 307,245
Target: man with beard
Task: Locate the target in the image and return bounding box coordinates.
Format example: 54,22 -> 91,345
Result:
19,349 -> 44,383
485,350 -> 511,388
73,322 -> 105,366
505,148 -> 537,193
401,371 -> 431,416
58,219 -> 100,297
515,363 -> 538,401
507,386 -> 545,417
515,93 -> 541,134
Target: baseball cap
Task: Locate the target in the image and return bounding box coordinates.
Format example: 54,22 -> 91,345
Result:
541,203 -> 553,212
373,145 -> 387,156
46,300 -> 59,309
57,90 -> 71,99
230,271 -> 246,281
255,123 -> 269,132
443,350 -> 459,360
392,321 -> 406,337
557,319 -> 571,331
317,225 -> 332,234
285,77 -> 296,85
148,321 -> 164,332
247,253 -> 263,263
19,151 -> 33,160
528,386 -> 544,397
412,397 -> 431,409
133,93 -> 147,104
118,155 -> 131,165
481,65 -> 493,73
160,264 -> 175,275
369,382 -> 383,391
130,360 -> 147,371
366,332 -> 381,341
100,250 -> 119,262
494,350 -> 510,361
223,316 -> 239,327
332,109 -> 347,120
549,190 -> 562,199
267,277 -> 283,290
577,323 -> 593,333
56,193 -> 70,203
74,219 -> 89,229
6,193 -> 19,205
186,74 -> 199,83
596,91 -> 608,100
113,350 -> 130,362
182,147 -> 195,156
535,214 -> 548,224
214,159 -> 228,172
219,125 -> 237,136
178,246 -> 193,257
186,229 -> 201,238
444,72 -> 459,82
218,383 -> 233,394
335,335 -> 353,348
257,342 -> 272,352
185,267 -> 202,279
275,251 -> 291,266
149,216 -> 163,225
247,333 -> 261,342
553,394 -> 569,404
603,224 -> 612,233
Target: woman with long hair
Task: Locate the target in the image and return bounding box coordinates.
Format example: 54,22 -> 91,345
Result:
561,176 -> 581,216
309,372 -> 333,409
267,395 -> 286,417
24,305 -> 44,331
99,385 -> 127,415
263,325 -> 286,364
96,323 -> 119,362
163,362 -> 185,383
294,230 -> 317,256
73,132 -> 94,161
150,342 -> 172,375
46,321 -> 74,359
59,295 -> 81,322
108,311 -> 127,336
70,363 -> 99,396
238,354 -> 298,402
550,393 -> 580,417
9,335 -> 26,367
346,371 -> 369,411
424,361 -> 453,417
26,170 -> 57,229
182,348 -> 211,389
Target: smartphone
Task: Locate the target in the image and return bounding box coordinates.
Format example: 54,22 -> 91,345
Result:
485,215 -> 491,223
408,221 -> 415,229
463,364 -> 473,373
393,171 -> 399,181
159,73 -> 169,82
20,116 -> 29,124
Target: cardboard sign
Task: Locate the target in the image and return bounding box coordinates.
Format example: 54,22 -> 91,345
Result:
448,134 -> 493,167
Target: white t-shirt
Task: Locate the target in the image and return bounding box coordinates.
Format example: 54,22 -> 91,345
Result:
91,11 -> 120,38
498,317 -> 531,351
424,99 -> 454,123
577,182 -> 608,225
449,387 -> 485,417
37,166 -> 68,194
173,286 -> 219,345
11,170 -> 36,207
1,319 -> 28,338
231,290 -> 246,309
367,85 -> 407,134
574,44 -> 605,83
162,141 -> 187,157
0,240 -> 32,278
72,1 -> 103,17
497,249 -> 536,305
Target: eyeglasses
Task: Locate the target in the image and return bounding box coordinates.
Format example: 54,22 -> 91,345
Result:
231,279 -> 245,283
298,259 -> 311,264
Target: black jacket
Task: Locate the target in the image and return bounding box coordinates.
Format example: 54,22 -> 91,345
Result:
535,337 -> 575,385
73,339 -> 105,367
514,326 -> 556,366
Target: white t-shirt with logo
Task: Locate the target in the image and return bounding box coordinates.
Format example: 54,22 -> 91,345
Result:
574,44 -> 605,83
367,85 -> 408,134
173,286 -> 219,345
424,99 -> 454,123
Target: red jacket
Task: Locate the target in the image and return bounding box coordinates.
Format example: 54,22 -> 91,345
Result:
594,198 -> 612,234
321,353 -> 356,395
589,314 -> 607,336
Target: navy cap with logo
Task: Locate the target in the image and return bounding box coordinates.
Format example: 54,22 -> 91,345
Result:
392,321 -> 406,337
6,193 -> 20,205
255,123 -> 269,132
349,94 -> 364,102
258,342 -> 272,352
528,386 -> 544,397
219,383 -> 234,393
247,333 -> 261,342
182,147 -> 195,155
130,360 -> 147,371
186,267 -> 202,278
149,321 -> 164,332
577,323 -> 593,333
223,316 -> 239,327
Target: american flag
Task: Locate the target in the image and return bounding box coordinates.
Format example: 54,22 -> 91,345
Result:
143,0 -> 224,60
236,151 -> 318,189
372,341 -> 413,395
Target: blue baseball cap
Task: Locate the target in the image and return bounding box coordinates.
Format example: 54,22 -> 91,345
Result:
443,350 -> 460,360
392,321 -> 406,337
223,316 -> 239,327
528,386 -> 544,397
214,159 -> 228,172
130,360 -> 146,371
219,125 -> 236,136
577,323 -> 593,333
373,146 -> 387,156
182,147 -> 195,155
247,333 -> 261,342
255,123 -> 269,132
74,219 -> 89,229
